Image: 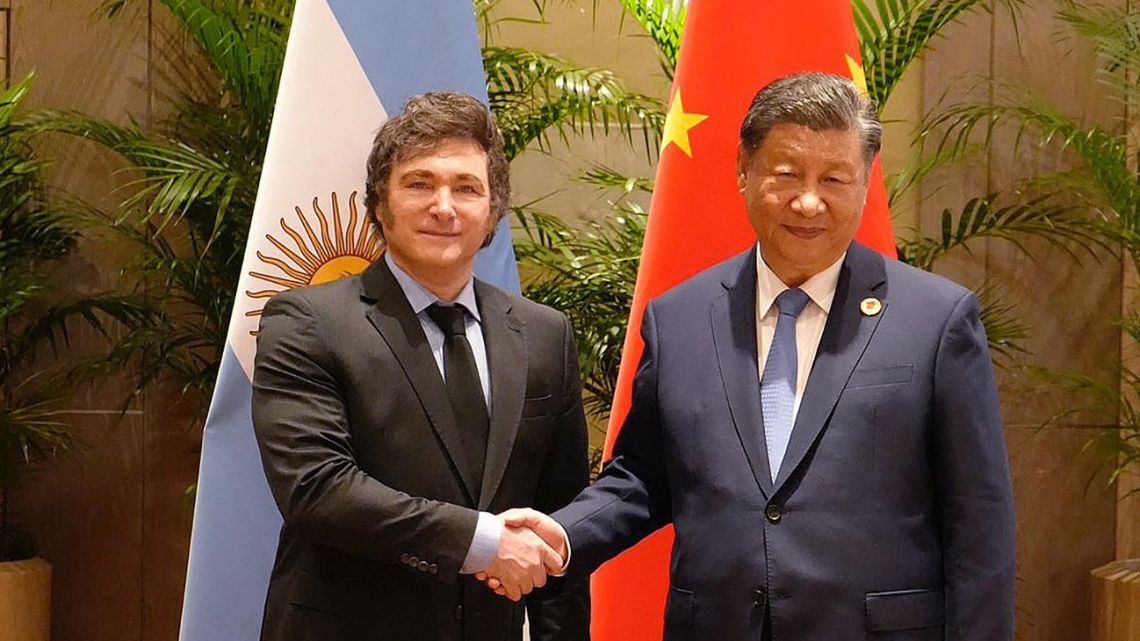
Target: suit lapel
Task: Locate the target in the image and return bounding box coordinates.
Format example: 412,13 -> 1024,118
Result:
711,247 -> 775,499
360,259 -> 479,505
474,281 -> 527,510
773,242 -> 888,491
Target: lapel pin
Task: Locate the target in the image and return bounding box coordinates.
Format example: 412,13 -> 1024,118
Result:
860,297 -> 882,317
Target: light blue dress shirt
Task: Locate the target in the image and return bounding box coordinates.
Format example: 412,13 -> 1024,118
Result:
385,253 -> 501,574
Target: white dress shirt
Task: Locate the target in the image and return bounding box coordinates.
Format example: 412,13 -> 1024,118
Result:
754,247 -> 845,429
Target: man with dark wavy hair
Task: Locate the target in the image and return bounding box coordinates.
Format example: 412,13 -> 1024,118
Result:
252,92 -> 589,641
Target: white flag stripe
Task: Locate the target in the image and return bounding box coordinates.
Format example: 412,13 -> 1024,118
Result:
229,0 -> 385,377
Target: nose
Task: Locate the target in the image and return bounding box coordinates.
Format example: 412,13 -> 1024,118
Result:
790,189 -> 826,218
430,188 -> 456,219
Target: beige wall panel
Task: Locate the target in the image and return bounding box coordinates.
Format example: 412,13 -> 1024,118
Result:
487,0 -> 668,96
1007,425 -> 1116,641
918,8 -> 992,291
488,0 -> 667,229
141,380 -> 199,641
18,413 -> 145,641
510,131 -> 655,223
880,63 -> 924,237
986,0 -> 1124,426
10,2 -> 154,641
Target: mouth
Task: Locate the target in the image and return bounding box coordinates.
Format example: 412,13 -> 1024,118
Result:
418,230 -> 461,239
783,225 -> 825,240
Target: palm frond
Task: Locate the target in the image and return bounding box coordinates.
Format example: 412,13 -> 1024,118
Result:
617,0 -> 686,79
28,111 -> 245,238
575,163 -> 654,196
1027,363 -> 1140,488
885,141 -> 984,206
476,0 -> 563,39
896,194 -> 1104,272
484,46 -> 665,160
854,0 -> 1022,111
158,0 -> 288,124
1057,1 -> 1140,107
973,280 -> 1028,363
926,96 -> 1139,223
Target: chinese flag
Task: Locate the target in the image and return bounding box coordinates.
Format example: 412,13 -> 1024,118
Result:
590,2 -> 896,640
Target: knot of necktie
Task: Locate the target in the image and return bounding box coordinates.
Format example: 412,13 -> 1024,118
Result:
427,303 -> 468,336
775,287 -> 810,319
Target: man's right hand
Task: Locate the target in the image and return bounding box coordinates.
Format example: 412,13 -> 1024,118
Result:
477,509 -> 570,599
482,518 -> 564,601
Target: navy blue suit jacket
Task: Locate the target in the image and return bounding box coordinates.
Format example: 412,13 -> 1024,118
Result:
553,242 -> 1015,640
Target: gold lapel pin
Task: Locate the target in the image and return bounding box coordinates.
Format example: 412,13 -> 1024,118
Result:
860,297 -> 882,317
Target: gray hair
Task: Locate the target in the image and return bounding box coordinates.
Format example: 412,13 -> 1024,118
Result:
739,72 -> 881,171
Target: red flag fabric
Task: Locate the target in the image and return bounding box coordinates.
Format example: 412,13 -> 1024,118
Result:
590,2 -> 896,640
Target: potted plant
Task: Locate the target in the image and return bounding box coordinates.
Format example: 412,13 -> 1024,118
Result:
0,74 -> 140,641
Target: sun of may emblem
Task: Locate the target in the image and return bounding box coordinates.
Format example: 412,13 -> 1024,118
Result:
245,191 -> 383,332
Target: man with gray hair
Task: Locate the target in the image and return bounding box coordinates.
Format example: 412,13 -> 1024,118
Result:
486,72 -> 1016,640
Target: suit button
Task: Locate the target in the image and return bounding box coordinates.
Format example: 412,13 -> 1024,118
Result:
399,553 -> 410,564
752,588 -> 767,607
429,564 -> 439,575
454,605 -> 463,621
765,504 -> 782,523
418,561 -> 430,572
409,555 -> 419,566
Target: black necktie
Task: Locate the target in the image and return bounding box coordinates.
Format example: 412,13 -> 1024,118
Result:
426,303 -> 489,490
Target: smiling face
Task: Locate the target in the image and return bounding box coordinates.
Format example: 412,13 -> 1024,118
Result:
737,123 -> 868,286
378,137 -> 493,291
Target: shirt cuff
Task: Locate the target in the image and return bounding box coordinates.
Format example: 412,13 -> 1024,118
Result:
549,520 -> 572,577
459,511 -> 501,574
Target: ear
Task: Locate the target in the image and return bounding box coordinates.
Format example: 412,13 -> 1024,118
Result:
736,145 -> 749,191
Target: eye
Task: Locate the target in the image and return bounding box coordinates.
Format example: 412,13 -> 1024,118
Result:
407,181 -> 431,190
457,184 -> 479,194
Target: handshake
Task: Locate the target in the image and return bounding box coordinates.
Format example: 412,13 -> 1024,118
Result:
475,508 -> 567,601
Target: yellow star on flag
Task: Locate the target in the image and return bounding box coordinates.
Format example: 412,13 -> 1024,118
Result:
845,54 -> 868,96
660,89 -> 709,157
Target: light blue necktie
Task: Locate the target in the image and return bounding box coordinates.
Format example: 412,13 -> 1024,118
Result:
761,287 -> 811,483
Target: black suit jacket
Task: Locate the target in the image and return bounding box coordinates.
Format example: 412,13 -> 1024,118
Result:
252,259 -> 590,641
554,243 -> 1015,640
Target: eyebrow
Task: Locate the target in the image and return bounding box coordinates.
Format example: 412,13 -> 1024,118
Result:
398,169 -> 486,183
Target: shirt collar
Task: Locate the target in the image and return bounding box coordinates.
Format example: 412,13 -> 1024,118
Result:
384,252 -> 481,322
755,245 -> 845,319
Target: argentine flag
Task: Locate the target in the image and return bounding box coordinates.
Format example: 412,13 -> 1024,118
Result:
179,2 -> 517,640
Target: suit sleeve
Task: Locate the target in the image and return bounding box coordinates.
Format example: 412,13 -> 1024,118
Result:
527,313 -> 591,641
550,302 -> 673,577
931,291 -> 1016,641
252,292 -> 478,580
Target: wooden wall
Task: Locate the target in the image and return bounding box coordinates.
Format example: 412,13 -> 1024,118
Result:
11,1 -> 1129,640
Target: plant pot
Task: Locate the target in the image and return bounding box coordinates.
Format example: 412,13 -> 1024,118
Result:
1092,559 -> 1140,641
0,558 -> 51,641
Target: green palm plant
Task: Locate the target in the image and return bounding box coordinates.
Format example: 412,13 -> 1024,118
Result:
922,1 -> 1140,483
0,76 -> 143,561
853,0 -> 1023,115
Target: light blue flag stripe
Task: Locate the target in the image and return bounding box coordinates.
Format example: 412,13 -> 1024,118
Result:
181,346 -> 280,641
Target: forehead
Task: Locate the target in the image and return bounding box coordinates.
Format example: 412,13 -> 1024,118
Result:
391,138 -> 489,176
749,123 -> 861,167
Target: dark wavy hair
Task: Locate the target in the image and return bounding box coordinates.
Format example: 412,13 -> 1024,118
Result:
364,92 -> 509,247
